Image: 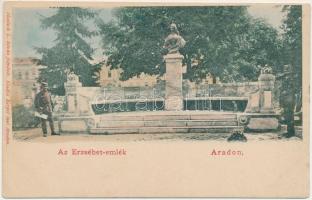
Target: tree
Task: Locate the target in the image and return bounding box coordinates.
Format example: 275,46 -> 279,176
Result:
35,8 -> 100,95
97,7 -> 282,82
281,5 -> 302,107
279,5 -> 302,137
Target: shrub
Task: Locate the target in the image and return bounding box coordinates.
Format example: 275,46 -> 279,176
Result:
12,105 -> 40,130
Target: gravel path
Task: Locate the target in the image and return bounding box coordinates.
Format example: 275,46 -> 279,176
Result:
13,127 -> 302,142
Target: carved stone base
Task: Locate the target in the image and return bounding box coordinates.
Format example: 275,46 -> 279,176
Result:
247,117 -> 279,131
238,113 -> 280,132
164,53 -> 184,111
165,95 -> 184,111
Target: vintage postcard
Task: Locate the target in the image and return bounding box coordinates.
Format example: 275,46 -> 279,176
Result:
2,1 -> 310,198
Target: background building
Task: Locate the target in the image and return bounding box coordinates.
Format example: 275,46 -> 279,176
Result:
12,57 -> 45,107
97,65 -> 220,89
97,65 -> 161,88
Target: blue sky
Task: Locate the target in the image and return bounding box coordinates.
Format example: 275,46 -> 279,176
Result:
13,8 -> 113,58
13,6 -> 285,59
13,8 -> 56,58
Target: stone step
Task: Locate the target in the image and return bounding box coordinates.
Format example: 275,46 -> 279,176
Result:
190,114 -> 237,120
96,120 -> 238,128
98,114 -> 237,121
90,126 -> 243,135
186,120 -> 238,127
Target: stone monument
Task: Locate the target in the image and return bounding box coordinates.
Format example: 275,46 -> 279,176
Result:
245,65 -> 276,113
242,65 -> 279,131
258,65 -> 276,113
64,71 -> 82,115
163,23 -> 186,111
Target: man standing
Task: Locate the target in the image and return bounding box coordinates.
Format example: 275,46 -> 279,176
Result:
34,82 -> 59,137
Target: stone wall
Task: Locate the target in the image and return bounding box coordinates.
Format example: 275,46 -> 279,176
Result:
188,82 -> 259,98
61,67 -> 279,116
57,67 -> 281,133
75,82 -> 262,100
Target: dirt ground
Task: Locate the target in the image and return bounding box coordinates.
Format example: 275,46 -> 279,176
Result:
13,127 -> 302,143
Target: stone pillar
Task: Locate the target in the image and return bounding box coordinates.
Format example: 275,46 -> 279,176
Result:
258,66 -> 276,113
242,66 -> 280,132
164,53 -> 184,111
245,66 -> 277,113
64,72 -> 82,115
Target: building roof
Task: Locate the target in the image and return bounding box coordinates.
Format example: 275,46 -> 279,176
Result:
13,57 -> 40,65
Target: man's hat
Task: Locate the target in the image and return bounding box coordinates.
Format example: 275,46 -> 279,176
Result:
40,82 -> 48,88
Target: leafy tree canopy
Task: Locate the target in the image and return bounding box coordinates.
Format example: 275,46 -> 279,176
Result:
279,5 -> 302,136
36,8 -> 100,94
281,5 -> 302,91
98,6 -> 282,82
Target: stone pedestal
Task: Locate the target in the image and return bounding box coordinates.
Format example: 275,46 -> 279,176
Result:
164,53 -> 184,111
245,92 -> 260,113
245,67 -> 276,114
242,67 -> 280,132
64,72 -> 82,115
258,73 -> 275,113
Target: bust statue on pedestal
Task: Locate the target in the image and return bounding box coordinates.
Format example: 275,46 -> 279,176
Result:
163,23 -> 186,54
163,23 -> 186,111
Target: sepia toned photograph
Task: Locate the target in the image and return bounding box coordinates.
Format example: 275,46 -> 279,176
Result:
11,5 -> 303,141
2,1 -> 309,198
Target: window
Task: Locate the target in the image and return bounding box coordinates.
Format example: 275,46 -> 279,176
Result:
18,72 -> 22,80
25,71 -> 29,80
108,71 -> 112,78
